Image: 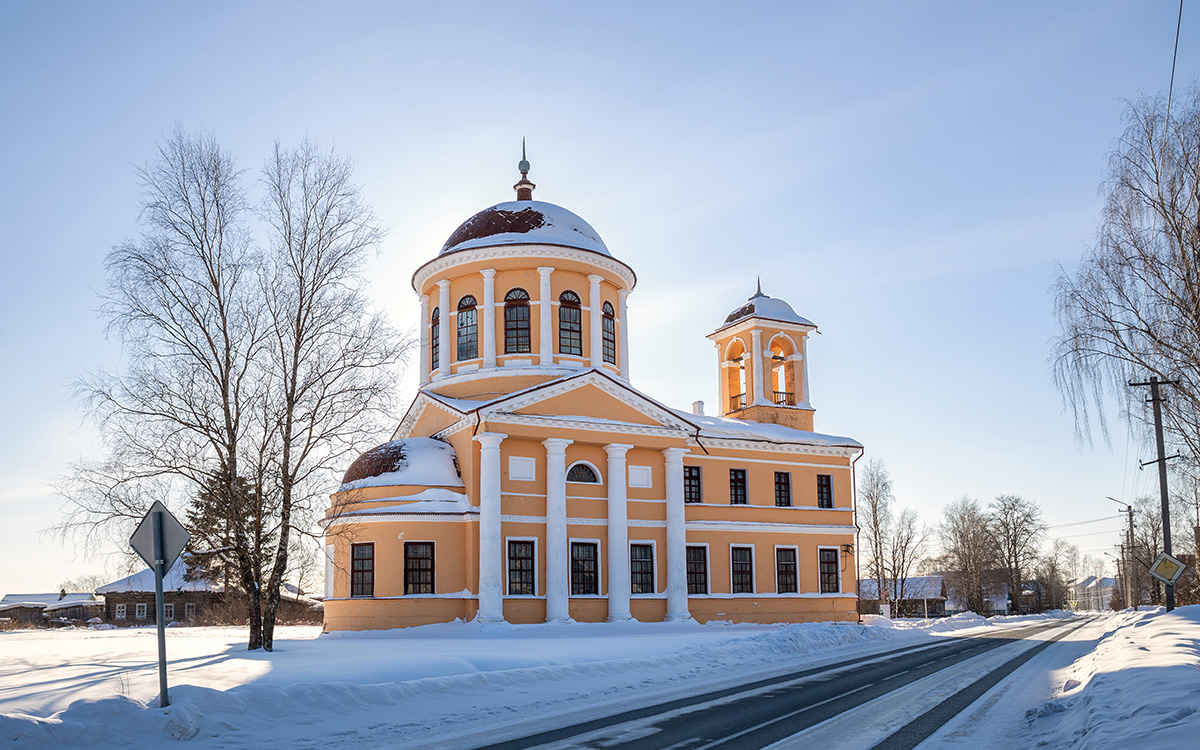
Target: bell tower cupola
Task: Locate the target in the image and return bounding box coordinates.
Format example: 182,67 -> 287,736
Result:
706,280 -> 817,431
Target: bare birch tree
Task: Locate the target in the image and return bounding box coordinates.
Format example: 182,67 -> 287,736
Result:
989,494 -> 1046,613
1053,90 -> 1200,471
887,508 -> 930,615
58,128 -> 404,651
857,457 -> 893,610
939,496 -> 999,614
256,140 -> 403,650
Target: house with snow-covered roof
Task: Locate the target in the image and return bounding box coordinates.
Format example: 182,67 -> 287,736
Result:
321,153 -> 863,629
857,576 -> 947,618
0,591 -> 103,627
96,559 -> 222,625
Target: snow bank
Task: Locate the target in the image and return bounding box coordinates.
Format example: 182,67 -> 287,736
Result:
1026,605 -> 1200,749
0,613 -> 1076,749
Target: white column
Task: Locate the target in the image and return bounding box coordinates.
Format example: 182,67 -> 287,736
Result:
800,339 -> 812,408
538,267 -> 554,365
751,329 -> 766,405
617,288 -> 630,379
481,269 -> 497,368
419,293 -> 431,386
543,437 -> 573,622
663,447 -> 690,621
437,280 -> 451,380
589,274 -> 604,368
475,432 -> 507,622
605,443 -> 633,621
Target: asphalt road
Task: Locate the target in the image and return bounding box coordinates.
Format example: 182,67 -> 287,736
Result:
475,618 -> 1092,750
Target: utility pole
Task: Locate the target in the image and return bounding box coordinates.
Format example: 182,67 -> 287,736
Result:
1130,375 -> 1181,612
1108,497 -> 1137,611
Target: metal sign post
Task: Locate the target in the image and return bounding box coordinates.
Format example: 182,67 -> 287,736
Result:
130,501 -> 190,709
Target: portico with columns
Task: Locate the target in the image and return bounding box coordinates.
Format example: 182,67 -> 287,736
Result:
322,153 -> 862,631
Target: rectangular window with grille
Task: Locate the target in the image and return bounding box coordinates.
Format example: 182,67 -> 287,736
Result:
602,313 -> 617,364
630,544 -> 654,594
731,546 -> 753,593
164,603 -> 175,621
185,602 -> 196,619
351,542 -> 374,597
817,474 -> 833,508
819,548 -> 840,593
136,602 -> 147,620
404,542 -> 434,594
508,540 -> 534,596
115,603 -> 126,620
729,469 -> 747,505
571,542 -> 599,595
776,548 -> 798,593
775,471 -> 791,507
505,304 -> 531,353
559,305 -> 582,355
684,465 -> 702,503
686,546 -> 708,594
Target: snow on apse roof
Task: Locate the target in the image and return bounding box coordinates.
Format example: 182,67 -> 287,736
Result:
439,200 -> 610,257
340,437 -> 465,491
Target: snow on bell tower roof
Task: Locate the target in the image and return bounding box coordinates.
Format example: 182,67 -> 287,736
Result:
722,279 -> 815,327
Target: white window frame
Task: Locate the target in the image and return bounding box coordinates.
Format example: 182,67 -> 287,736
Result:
185,602 -> 196,619
629,538 -> 658,596
508,456 -> 537,482
773,544 -> 800,594
568,537 -> 603,598
114,603 -> 126,620
817,545 -> 843,594
730,543 -> 757,595
566,460 -> 604,485
505,536 -> 540,598
164,602 -> 175,621
135,602 -> 147,620
628,465 -> 653,489
686,543 -> 711,596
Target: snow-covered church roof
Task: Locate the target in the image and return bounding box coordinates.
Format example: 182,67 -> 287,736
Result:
340,436 -> 465,491
723,285 -> 814,328
439,200 -> 611,257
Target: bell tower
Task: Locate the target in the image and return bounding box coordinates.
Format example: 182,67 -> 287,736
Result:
706,281 -> 816,432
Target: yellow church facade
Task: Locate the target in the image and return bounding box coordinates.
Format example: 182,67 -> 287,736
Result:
322,158 -> 862,629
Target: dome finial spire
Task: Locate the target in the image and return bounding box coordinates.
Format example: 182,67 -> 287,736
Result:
515,139 -> 535,200
751,276 -> 765,300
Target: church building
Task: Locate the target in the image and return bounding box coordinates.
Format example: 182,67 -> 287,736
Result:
321,154 -> 863,629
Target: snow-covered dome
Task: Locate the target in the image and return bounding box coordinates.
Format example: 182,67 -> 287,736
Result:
439,200 -> 610,257
723,286 -> 815,327
341,437 -> 464,489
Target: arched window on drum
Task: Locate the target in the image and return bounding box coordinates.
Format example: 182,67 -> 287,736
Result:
559,290 -> 582,356
601,301 -> 617,365
504,288 -> 531,354
456,295 -> 478,361
430,306 -> 440,371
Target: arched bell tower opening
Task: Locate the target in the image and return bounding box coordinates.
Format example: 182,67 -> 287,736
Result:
768,334 -> 797,405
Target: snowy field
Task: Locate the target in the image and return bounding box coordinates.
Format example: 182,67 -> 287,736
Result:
0,608 -> 1196,748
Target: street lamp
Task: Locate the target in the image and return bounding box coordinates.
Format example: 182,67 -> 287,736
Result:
1104,552 -> 1123,610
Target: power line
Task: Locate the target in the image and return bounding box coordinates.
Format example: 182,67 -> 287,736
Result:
1047,514 -> 1121,530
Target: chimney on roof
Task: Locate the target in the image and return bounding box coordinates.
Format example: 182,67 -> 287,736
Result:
59,588 -> 66,600
692,400 -> 705,415
514,138 -> 535,201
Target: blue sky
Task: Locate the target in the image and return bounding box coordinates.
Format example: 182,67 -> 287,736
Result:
0,2 -> 1188,593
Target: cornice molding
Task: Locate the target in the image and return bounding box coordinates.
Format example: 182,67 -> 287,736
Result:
412,244 -> 637,293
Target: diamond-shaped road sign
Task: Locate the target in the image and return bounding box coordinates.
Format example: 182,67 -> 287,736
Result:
130,500 -> 190,572
1148,551 -> 1188,587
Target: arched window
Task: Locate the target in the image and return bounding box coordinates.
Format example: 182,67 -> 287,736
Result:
456,295 -> 477,361
602,301 -> 617,365
430,306 -> 440,370
567,462 -> 601,483
504,288 -> 531,353
559,290 -> 582,356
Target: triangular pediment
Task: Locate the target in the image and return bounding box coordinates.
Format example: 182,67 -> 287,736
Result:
483,370 -> 696,433
391,391 -> 469,441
